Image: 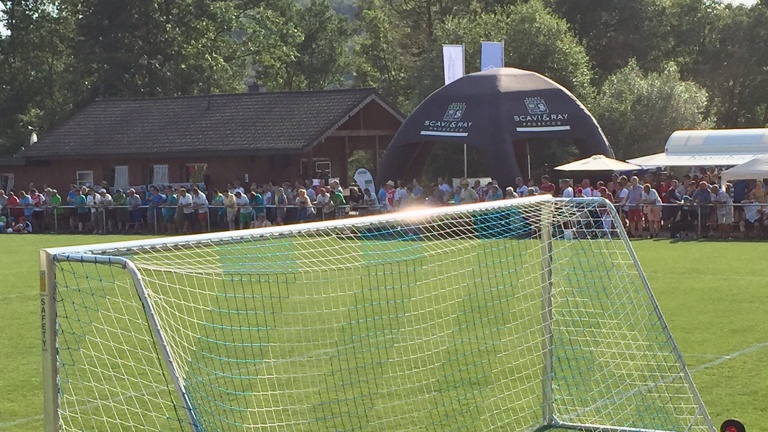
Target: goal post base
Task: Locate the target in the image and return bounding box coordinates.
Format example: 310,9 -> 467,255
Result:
534,418 -> 681,432
553,420 -> 687,432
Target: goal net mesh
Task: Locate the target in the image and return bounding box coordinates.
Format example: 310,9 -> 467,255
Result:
48,197 -> 712,431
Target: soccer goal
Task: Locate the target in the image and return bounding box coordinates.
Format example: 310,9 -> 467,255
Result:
40,195 -> 715,432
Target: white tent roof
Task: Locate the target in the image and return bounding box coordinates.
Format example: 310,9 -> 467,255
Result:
720,155 -> 768,182
555,154 -> 641,171
627,128 -> 768,167
627,152 -> 766,167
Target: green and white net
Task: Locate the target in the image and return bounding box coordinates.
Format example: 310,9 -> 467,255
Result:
45,196 -> 714,431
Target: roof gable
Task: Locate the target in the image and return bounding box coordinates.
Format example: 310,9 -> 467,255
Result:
22,88 -> 402,158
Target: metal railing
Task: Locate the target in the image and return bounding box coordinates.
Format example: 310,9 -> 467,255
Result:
0,203 -> 385,234
0,201 -> 764,238
614,201 -> 762,238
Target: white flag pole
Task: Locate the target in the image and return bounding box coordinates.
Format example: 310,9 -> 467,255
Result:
443,44 -> 467,178
464,144 -> 468,178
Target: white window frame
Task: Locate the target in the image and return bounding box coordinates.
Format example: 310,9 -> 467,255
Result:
76,170 -> 94,188
1,173 -> 13,192
315,161 -> 332,176
152,164 -> 169,186
114,166 -> 129,190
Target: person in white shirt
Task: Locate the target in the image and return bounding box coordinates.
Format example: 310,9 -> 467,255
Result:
315,188 -> 332,220
95,189 -> 113,234
232,181 -> 245,195
360,188 -> 379,215
515,177 -> 528,197
713,184 -> 734,239
526,179 -> 539,195
394,181 -> 408,210
329,180 -> 343,195
254,212 -> 272,228
641,183 -> 662,238
580,179 -> 594,198
191,188 -> 209,232
560,179 -> 574,198
234,191 -> 252,229
458,178 -> 478,204
176,188 -> 194,233
740,192 -> 764,238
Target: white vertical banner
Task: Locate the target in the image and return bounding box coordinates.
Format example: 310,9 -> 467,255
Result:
442,44 -> 465,85
353,168 -> 376,195
481,41 -> 504,70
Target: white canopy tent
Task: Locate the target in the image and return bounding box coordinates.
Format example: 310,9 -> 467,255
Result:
720,154 -> 768,182
555,154 -> 641,171
627,128 -> 768,167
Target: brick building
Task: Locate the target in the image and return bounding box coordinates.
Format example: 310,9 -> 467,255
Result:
0,88 -> 403,193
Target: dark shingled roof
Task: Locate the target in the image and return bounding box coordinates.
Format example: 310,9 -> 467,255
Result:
21,88 -> 403,159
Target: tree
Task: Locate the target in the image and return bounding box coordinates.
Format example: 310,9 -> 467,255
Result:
590,59 -> 710,160
353,0 -> 476,111
0,0 -> 78,156
435,0 -> 595,100
691,2 -> 768,127
69,0 -> 259,102
546,0 -> 716,81
353,5 -> 413,109
284,0 -> 352,90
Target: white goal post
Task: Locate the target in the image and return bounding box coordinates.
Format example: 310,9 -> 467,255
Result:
40,195 -> 715,432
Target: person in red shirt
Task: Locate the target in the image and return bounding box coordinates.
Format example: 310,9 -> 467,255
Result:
29,188 -> 45,232
539,175 -> 556,196
385,180 -> 397,211
6,191 -> 21,220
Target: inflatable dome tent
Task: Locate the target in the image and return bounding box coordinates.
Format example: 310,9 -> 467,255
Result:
376,67 -> 613,188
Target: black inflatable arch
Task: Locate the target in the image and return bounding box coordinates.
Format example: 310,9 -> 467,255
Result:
376,67 -> 613,188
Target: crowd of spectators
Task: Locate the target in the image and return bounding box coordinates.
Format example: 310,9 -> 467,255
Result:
0,167 -> 763,240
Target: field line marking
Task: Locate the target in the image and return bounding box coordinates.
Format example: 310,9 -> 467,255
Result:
690,340 -> 768,374
0,291 -> 38,300
0,385 -> 166,429
3,342 -> 767,429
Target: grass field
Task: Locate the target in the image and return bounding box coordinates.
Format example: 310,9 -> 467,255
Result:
1,234 -> 767,431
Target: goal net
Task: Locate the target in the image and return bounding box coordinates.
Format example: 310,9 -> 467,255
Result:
40,195 -> 714,432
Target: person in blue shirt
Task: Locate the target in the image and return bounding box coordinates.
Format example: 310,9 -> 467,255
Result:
148,186 -> 165,228
377,186 -> 387,211
18,190 -> 34,219
486,185 -> 503,201
250,188 -> 265,223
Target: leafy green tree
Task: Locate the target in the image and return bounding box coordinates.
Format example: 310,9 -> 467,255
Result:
691,2 -> 768,127
353,0 -> 476,111
590,59 -> 710,160
546,0 -> 717,81
69,0 -> 256,101
284,0 -> 352,90
0,0 -> 77,156
435,0 -> 595,100
353,5 -> 412,109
